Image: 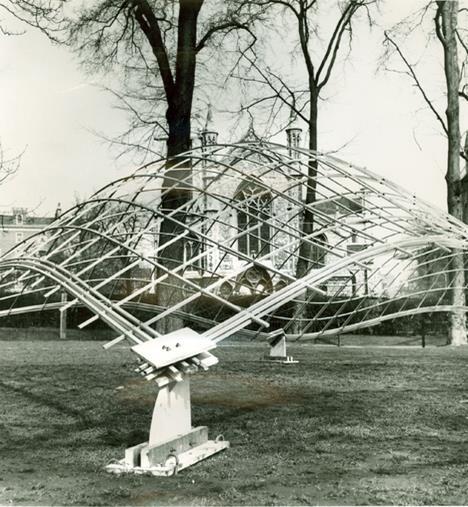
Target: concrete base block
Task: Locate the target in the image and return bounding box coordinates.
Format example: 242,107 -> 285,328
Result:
124,441 -> 148,468
106,432 -> 229,477
142,426 -> 208,468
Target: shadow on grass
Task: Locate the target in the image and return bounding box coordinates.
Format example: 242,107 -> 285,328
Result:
0,380 -> 95,428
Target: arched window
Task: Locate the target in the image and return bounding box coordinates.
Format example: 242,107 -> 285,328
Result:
184,233 -> 205,272
312,233 -> 328,268
236,181 -> 272,257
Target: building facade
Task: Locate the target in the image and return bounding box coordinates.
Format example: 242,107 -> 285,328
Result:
0,207 -> 57,257
159,113 -> 377,301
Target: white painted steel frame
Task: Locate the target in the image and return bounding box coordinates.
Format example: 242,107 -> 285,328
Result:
0,142 -> 467,345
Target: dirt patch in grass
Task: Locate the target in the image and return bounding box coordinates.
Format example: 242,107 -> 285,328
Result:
1,338 -> 468,505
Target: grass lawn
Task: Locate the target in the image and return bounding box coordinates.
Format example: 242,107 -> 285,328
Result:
1,336 -> 468,505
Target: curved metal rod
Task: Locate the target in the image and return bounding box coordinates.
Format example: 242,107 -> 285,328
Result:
1,142 -> 468,347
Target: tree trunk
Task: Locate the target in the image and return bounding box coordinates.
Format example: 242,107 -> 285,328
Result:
156,0 -> 202,334
437,0 -> 467,345
292,89 -> 318,335
463,133 -> 468,224
156,105 -> 193,334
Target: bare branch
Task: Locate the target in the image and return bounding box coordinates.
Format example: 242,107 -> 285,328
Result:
434,1 -> 446,46
196,20 -> 255,52
316,1 -> 357,89
0,142 -> 22,185
0,0 -> 65,42
132,0 -> 175,100
384,31 -> 448,136
241,52 -> 309,123
455,28 -> 468,54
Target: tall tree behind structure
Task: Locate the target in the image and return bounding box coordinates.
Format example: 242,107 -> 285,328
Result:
236,0 -> 376,333
435,0 -> 466,345
60,0 -> 259,332
384,1 -> 468,345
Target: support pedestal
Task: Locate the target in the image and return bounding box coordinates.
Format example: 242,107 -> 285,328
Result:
105,328 -> 229,476
59,292 -> 67,339
105,375 -> 228,477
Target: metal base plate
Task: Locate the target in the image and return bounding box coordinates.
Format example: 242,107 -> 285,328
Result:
264,355 -> 298,364
105,439 -> 229,477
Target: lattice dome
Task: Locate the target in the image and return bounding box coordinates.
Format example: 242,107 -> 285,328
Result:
2,142 -> 468,345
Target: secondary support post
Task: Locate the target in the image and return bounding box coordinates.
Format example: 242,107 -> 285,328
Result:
264,329 -> 298,364
59,292 -> 67,340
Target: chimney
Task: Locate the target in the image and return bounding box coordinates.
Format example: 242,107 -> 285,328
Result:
55,202 -> 62,219
200,104 -> 218,147
285,109 -> 302,158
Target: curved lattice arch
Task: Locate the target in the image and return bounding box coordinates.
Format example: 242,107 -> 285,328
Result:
1,142 -> 468,346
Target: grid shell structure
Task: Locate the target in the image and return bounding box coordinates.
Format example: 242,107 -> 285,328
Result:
1,142 -> 468,346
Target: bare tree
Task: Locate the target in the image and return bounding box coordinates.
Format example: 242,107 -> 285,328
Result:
435,0 -> 467,345
383,1 -> 468,345
236,0 -> 376,332
54,0 -> 261,332
61,1 -> 266,159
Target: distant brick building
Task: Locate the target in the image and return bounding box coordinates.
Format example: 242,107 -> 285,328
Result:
0,206 -> 57,256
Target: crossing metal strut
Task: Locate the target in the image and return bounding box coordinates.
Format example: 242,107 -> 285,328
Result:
2,142 -> 468,474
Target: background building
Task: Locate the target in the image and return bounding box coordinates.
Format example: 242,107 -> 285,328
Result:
0,206 -> 58,256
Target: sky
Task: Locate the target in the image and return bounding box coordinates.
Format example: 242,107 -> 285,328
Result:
0,0 -> 466,218
0,26 -> 129,216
